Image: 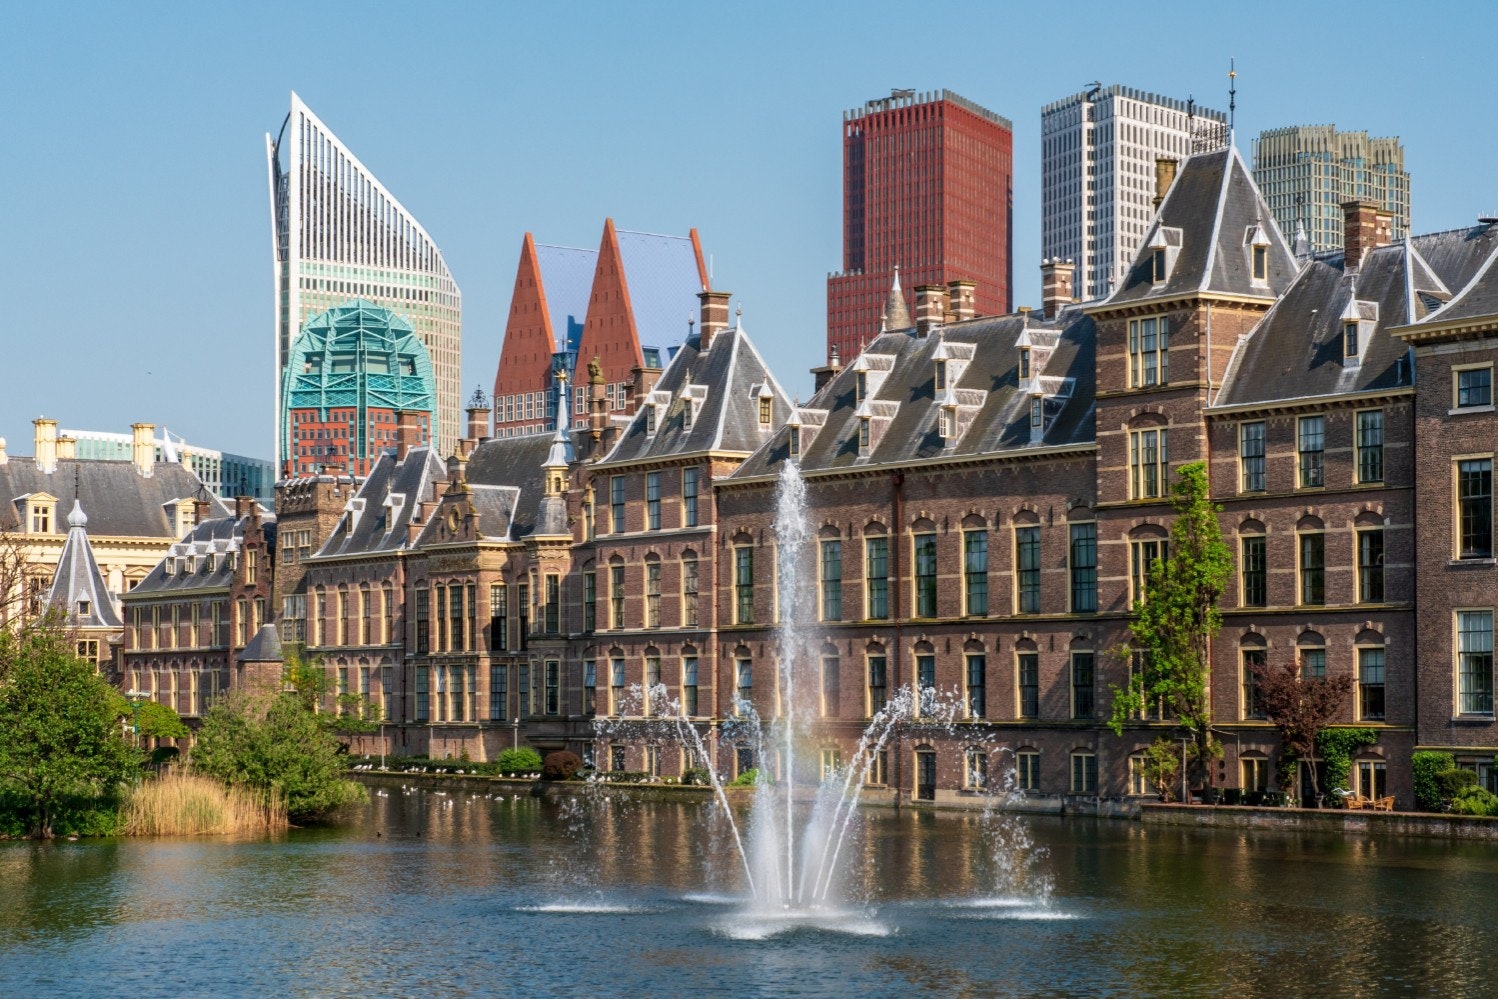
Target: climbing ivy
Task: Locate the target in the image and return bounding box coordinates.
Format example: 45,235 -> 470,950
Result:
1315,727 -> 1379,802
1411,751 -> 1455,812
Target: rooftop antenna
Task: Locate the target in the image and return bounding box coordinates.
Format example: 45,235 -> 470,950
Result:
1228,59 -> 1237,133
1084,81 -> 1102,101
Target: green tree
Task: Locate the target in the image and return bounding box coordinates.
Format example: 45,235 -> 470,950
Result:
192,690 -> 366,823
1140,737 -> 1184,801
109,692 -> 190,741
282,648 -> 381,735
1109,463 -> 1233,787
0,627 -> 139,837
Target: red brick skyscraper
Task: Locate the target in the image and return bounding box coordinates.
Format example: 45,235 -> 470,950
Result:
827,89 -> 1013,363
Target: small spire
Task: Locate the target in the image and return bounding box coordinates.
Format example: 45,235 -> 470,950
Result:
67,498 -> 87,529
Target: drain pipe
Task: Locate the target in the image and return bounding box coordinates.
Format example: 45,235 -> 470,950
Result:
891,471 -> 905,807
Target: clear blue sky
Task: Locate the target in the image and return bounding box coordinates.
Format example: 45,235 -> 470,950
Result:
6,1 -> 1493,460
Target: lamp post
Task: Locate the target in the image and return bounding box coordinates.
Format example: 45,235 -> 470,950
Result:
1179,736 -> 1191,804
126,690 -> 147,747
511,717 -> 519,749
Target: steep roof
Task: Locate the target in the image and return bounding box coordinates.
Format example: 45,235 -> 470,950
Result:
1102,147 -> 1296,306
45,500 -> 123,629
127,508 -> 272,597
461,430 -> 591,541
1417,231 -> 1498,327
239,624 -> 283,663
315,446 -> 445,557
599,322 -> 793,466
0,458 -> 227,539
614,228 -> 708,350
535,242 -> 597,355
1410,223 -> 1498,296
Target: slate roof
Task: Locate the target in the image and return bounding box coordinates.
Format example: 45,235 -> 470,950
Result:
536,243 -> 596,354
1213,241 -> 1445,407
316,446 -> 446,557
45,500 -> 123,629
127,508 -> 272,597
1417,228 -> 1498,326
600,323 -> 793,466
614,229 -> 706,349
1410,223 -> 1498,297
0,458 -> 228,539
462,430 -> 591,541
239,624 -> 283,663
1102,147 -> 1296,306
732,309 -> 1096,481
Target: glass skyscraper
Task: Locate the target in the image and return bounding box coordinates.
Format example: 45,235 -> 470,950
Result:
267,93 -> 461,469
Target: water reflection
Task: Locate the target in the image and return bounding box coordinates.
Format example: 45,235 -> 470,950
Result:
3,793 -> 1498,997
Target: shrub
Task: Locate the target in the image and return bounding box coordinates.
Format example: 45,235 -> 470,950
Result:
593,770 -> 650,783
1412,751 -> 1456,812
1437,768 -> 1478,801
542,751 -> 582,781
682,766 -> 712,786
496,747 -> 544,774
1449,785 -> 1498,817
728,768 -> 760,787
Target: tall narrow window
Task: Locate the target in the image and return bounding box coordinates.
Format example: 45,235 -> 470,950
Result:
865,536 -> 889,620
682,656 -> 699,716
1253,244 -> 1268,282
582,573 -> 596,633
609,565 -> 625,629
914,533 -> 938,617
735,657 -> 753,712
544,575 -> 560,634
1015,526 -> 1040,614
1298,416 -> 1325,488
1239,422 -> 1265,492
867,654 -> 887,716
1130,428 -> 1169,498
821,655 -> 840,717
1356,410 -> 1384,483
449,585 -> 464,651
1018,653 -> 1039,719
1300,533 -> 1325,605
646,563 -> 661,628
1069,523 -> 1097,612
1070,752 -> 1098,794
610,656 -> 626,716
1458,459 -> 1494,559
646,472 -> 661,530
1458,611 -> 1494,715
1301,642 -> 1327,679
1071,653 -> 1094,719
916,653 -> 935,716
415,667 -> 429,722
414,588 -> 429,654
581,661 -> 595,717
1241,536 -> 1267,607
1131,538 -> 1168,604
1017,751 -> 1040,791
1359,647 -> 1385,721
964,529 -> 988,616
643,655 -> 661,712
934,358 -> 947,390
681,556 -> 699,628
1358,530 -> 1385,603
820,539 -> 842,621
966,654 -> 986,719
1242,648 -> 1266,719
1018,347 -> 1031,380
517,582 -> 529,651
682,468 -> 700,528
545,661 -> 559,716
735,547 -> 754,625
610,475 -> 626,533
1128,317 -> 1169,387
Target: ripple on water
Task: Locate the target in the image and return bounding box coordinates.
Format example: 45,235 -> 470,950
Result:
714,908 -> 893,941
513,901 -> 660,915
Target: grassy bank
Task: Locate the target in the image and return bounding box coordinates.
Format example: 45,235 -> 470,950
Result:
121,774 -> 288,836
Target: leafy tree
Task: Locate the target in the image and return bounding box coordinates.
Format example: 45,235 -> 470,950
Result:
1250,654 -> 1352,804
282,647 -> 381,735
1140,737 -> 1184,801
496,747 -> 544,773
109,692 -> 190,741
0,627 -> 139,837
1411,752 -> 1455,812
192,690 -> 366,823
1109,463 -> 1233,786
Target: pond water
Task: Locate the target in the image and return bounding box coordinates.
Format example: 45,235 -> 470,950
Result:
4,787 -> 1498,998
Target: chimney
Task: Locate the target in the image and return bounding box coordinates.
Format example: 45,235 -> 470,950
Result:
131,422 -> 154,478
698,289 -> 731,352
394,410 -> 423,460
914,285 -> 947,337
587,356 -> 608,457
33,418 -> 58,474
56,435 -> 77,461
234,496 -> 257,521
1040,258 -> 1077,320
946,281 -> 975,322
193,494 -> 213,525
1342,201 -> 1391,270
465,390 -> 491,443
1153,158 -> 1178,210
813,344 -> 843,393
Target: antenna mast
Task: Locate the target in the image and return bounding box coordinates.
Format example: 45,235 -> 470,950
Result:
1228,59 -> 1237,132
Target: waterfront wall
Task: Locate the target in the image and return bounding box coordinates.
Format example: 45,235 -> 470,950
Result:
1142,802 -> 1498,840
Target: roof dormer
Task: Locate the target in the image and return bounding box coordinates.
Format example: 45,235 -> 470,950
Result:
753,382 -> 775,429
1146,226 -> 1183,286
1245,220 -> 1272,285
1340,297 -> 1378,366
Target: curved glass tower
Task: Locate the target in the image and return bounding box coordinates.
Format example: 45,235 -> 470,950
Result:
268,93 -> 460,469
281,301 -> 435,477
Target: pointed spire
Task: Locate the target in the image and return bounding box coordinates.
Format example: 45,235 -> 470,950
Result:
883,266 -> 911,331
1292,218 -> 1312,263
46,499 -> 122,630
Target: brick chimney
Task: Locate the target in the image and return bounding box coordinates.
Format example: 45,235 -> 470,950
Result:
698,289 -> 731,352
946,281 -> 976,322
1153,158 -> 1178,210
587,356 -> 608,458
1343,201 -> 1393,270
465,392 -> 491,444
131,422 -> 155,478
1040,259 -> 1077,319
33,418 -> 58,474
193,493 -> 213,525
914,285 -> 947,337
394,410 -> 424,460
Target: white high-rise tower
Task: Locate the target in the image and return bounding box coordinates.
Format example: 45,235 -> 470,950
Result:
267,93 -> 461,467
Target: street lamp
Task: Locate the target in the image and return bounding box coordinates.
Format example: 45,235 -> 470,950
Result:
125,690 -> 147,747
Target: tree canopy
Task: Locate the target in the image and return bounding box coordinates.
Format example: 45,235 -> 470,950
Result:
1251,653 -> 1352,802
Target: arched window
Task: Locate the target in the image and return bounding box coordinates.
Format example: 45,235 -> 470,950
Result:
1356,630 -> 1386,722
1240,633 -> 1268,720
1298,631 -> 1327,679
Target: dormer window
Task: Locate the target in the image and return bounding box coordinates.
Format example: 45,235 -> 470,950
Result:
934,359 -> 948,391
1019,347 -> 1031,380
77,599 -> 90,617
164,557 -> 175,576
30,504 -> 51,534
1151,248 -> 1167,284
939,407 -> 955,440
1253,245 -> 1268,282
855,371 -> 867,404
789,426 -> 801,457
858,417 -> 871,454
758,397 -> 772,426
646,406 -> 658,434
1030,398 -> 1043,430
682,401 -> 694,431
1343,321 -> 1360,358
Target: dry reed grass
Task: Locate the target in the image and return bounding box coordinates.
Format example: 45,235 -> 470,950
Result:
121,773 -> 288,836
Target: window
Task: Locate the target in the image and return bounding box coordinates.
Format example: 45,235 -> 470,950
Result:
966,654 -> 986,719
415,667 -> 429,721
682,656 -> 699,716
867,654 -> 887,715
1070,752 -> 1098,794
582,573 -> 596,633
645,405 -> 657,434
577,660 -> 593,717
1017,751 -> 1040,791
1358,530 -> 1385,602
610,565 -> 625,629
1356,760 -> 1387,801
1242,757 -> 1269,792
646,472 -> 661,530
855,370 -> 867,404
865,536 -> 889,620
1029,398 -> 1043,431
915,653 -> 935,716
1458,459 -> 1493,558
758,396 -> 772,425
1301,641 -> 1326,680
1239,422 -> 1265,492
414,588 -> 429,654
1071,653 -> 1094,719
1357,411 -> 1383,483
545,661 -> 559,715
1129,754 -> 1150,796
1018,347 -> 1031,380
519,660 -> 532,716
735,657 -> 753,712
821,655 -> 839,717
644,654 -> 661,712
1069,523 -> 1097,612
965,749 -> 988,790
934,358 -> 947,391
1299,533 -> 1325,605
610,476 -> 626,533
543,575 -> 560,634
734,547 -> 754,624
913,533 -> 937,617
1241,535 -> 1267,607
1456,366 -> 1493,408
1130,428 -> 1169,498
1128,317 -> 1169,387
1359,647 -> 1386,721
29,502 -> 51,534
681,557 -> 699,628
868,749 -> 889,786
820,749 -> 842,782
517,582 -> 529,650
645,562 -> 661,628
1018,653 -> 1039,718
1298,416 -> 1324,488
1015,526 -> 1040,614
789,425 -> 801,455
1131,537 -> 1168,603
246,547 -> 258,585
820,540 -> 842,621
1458,611 -> 1494,715
1242,647 -> 1266,719
964,530 -> 988,615
857,417 -> 871,454
683,470 -> 698,530
610,657 -> 626,716
1253,244 -> 1268,282
1151,248 -> 1167,283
